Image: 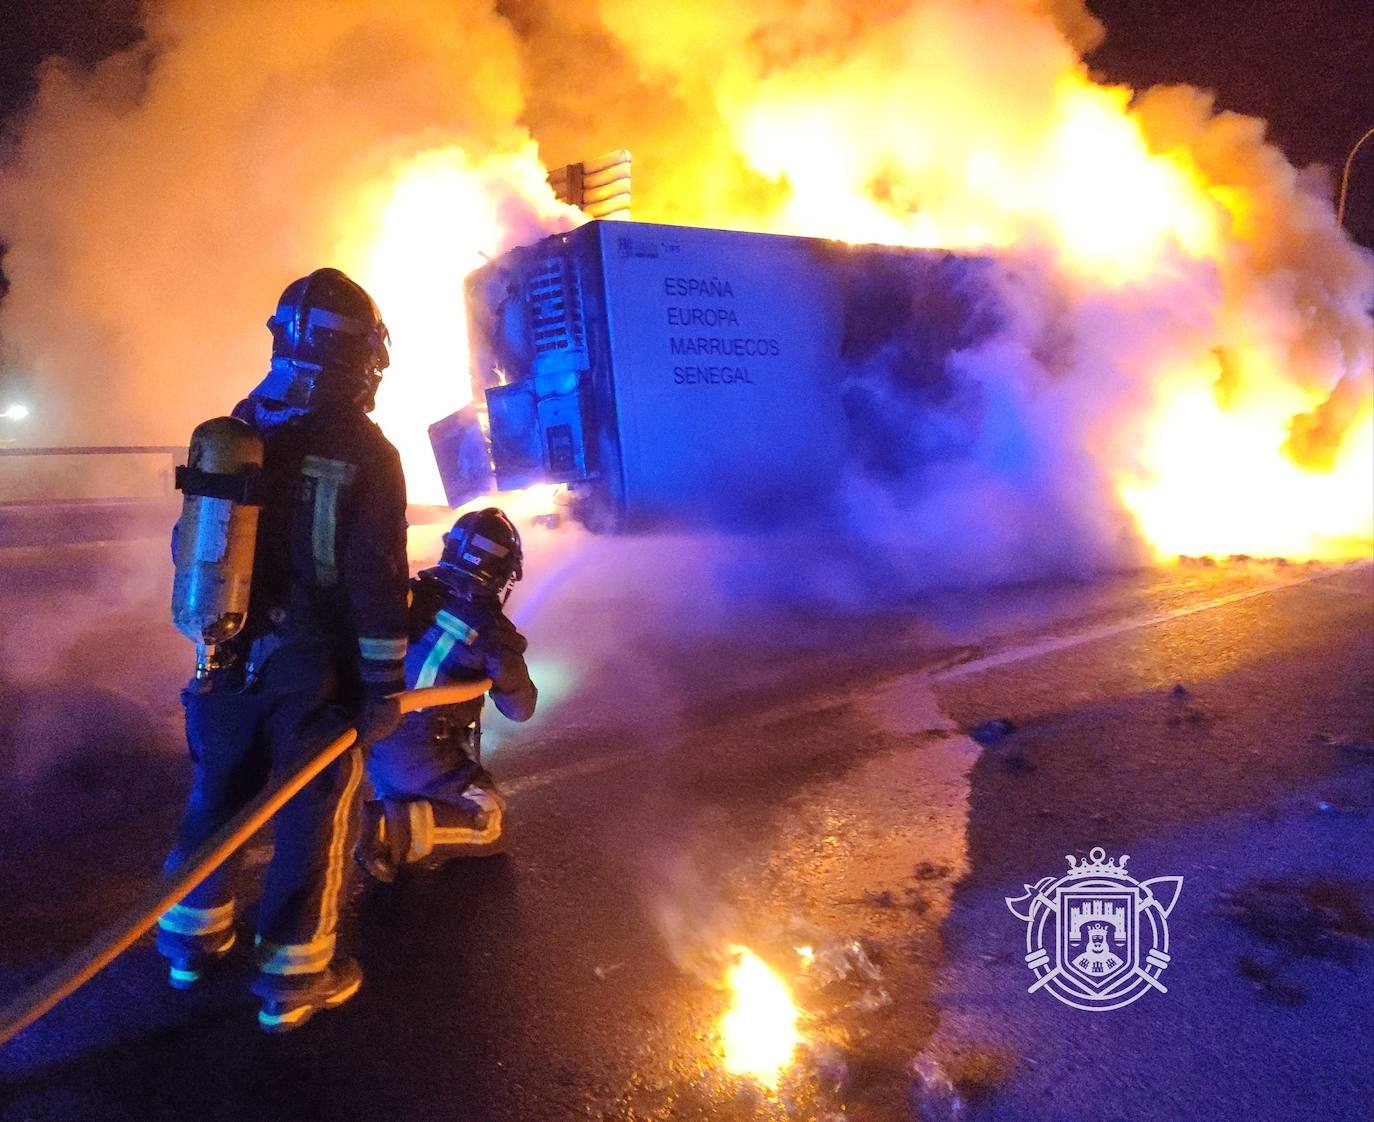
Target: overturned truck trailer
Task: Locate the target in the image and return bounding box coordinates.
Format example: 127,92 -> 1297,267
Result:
432,220 -> 998,530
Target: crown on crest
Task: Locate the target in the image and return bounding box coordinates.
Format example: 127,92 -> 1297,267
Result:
1064,847 -> 1129,879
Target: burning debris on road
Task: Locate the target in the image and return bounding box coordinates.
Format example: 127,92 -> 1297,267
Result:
720,946 -> 803,1090
712,933 -> 916,1107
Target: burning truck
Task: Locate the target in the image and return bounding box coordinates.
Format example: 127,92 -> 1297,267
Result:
430,219 -> 998,531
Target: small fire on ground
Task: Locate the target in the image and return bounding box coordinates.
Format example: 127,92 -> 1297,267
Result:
720,945 -> 803,1091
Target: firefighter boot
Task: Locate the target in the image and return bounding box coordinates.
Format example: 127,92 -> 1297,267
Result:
255,956 -> 364,1033
166,929 -> 238,990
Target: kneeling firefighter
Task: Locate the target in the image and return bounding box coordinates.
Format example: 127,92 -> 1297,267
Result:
160,268 -> 409,1032
357,507 -> 537,882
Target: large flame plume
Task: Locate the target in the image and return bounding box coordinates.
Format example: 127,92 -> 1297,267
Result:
720,945 -> 802,1090
331,145 -> 580,502
576,0 -> 1373,562
0,0 -> 1369,566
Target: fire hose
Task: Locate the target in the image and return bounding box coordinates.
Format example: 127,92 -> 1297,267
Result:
0,680 -> 492,1048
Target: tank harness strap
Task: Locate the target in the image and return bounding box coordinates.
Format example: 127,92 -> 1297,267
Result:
175,464 -> 264,505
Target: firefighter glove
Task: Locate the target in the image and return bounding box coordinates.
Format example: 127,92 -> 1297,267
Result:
356,695 -> 402,746
483,645 -> 526,694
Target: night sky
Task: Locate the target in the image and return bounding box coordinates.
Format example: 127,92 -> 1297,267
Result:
0,0 -> 1371,243
1088,0 -> 1374,244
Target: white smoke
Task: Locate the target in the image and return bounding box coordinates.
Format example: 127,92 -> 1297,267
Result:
0,0 -> 543,448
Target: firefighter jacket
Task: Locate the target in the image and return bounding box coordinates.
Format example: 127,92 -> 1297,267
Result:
228,394 -> 410,696
405,566 -> 537,726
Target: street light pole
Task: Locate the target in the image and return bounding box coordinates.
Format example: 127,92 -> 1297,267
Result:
1337,124 -> 1374,230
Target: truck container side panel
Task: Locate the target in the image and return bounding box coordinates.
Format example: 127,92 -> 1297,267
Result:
456,221 -> 1001,531
596,223 -> 850,528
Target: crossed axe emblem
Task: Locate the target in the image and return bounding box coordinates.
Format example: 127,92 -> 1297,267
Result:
1007,869 -> 1183,996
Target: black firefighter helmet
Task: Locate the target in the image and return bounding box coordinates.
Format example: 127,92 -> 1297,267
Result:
258,267 -> 391,411
439,507 -> 523,599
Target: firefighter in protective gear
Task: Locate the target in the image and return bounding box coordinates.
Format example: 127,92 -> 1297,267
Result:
157,268 -> 409,1033
357,507 -> 537,882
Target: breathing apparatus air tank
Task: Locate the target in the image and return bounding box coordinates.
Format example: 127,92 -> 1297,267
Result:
171,416 -> 265,677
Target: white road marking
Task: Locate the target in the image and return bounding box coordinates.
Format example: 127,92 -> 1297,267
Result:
932,564 -> 1367,682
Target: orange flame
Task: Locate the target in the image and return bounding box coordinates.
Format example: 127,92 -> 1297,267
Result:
331,145 -> 580,505
1120,363 -> 1374,559
725,58 -> 1371,561
739,76 -> 1222,282
720,945 -> 802,1090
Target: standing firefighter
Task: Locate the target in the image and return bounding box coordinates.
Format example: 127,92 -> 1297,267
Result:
357,507 -> 537,882
160,268 -> 409,1032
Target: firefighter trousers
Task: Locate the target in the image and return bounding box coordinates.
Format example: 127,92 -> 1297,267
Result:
157,644 -> 364,992
364,710 -> 504,863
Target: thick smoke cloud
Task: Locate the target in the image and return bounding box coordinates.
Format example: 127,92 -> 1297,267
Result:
0,0 -> 533,445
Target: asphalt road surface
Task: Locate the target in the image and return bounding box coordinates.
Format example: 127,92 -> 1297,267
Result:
1,528 -> 1370,1122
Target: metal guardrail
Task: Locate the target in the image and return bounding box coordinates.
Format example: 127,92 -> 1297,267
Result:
0,499 -> 178,546
0,446 -> 183,457
0,447 -> 186,544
